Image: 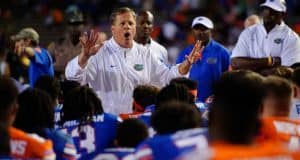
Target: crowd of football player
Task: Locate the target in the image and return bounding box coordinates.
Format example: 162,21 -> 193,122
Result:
1,66 -> 300,159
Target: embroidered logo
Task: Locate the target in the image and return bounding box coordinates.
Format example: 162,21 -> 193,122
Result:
206,57 -> 217,64
274,38 -> 283,44
110,65 -> 117,68
134,64 -> 144,71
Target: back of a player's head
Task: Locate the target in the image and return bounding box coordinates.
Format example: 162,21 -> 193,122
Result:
133,85 -> 159,111
209,70 -> 265,144
14,88 -> 54,134
59,80 -> 80,102
152,101 -> 201,134
116,119 -> 148,148
0,123 -> 10,156
34,75 -> 60,105
170,77 -> 198,100
262,76 -> 292,117
62,86 -> 104,123
0,77 -> 18,124
269,66 -> 293,80
292,68 -> 300,87
156,83 -> 194,108
170,77 -> 198,90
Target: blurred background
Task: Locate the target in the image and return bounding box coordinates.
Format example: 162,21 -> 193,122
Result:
1,0 -> 300,57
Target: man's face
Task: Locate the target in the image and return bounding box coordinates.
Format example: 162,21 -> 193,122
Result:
192,24 -> 211,45
136,12 -> 153,41
262,7 -> 282,26
111,12 -> 136,48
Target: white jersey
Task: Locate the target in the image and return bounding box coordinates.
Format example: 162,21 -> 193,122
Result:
231,22 -> 300,66
65,37 -> 185,115
144,39 -> 168,64
289,98 -> 300,120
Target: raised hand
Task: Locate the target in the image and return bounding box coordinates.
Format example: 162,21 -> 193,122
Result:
80,30 -> 102,58
185,40 -> 204,64
78,30 -> 105,68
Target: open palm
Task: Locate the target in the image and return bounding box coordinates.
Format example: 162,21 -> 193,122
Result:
185,40 -> 204,64
80,30 -> 103,58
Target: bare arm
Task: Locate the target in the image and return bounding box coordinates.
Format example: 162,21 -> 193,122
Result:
231,57 -> 281,72
78,30 -> 103,68
178,40 -> 204,75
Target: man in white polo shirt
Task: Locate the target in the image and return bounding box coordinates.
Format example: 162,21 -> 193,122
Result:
135,10 -> 168,64
231,0 -> 300,75
65,7 -> 202,114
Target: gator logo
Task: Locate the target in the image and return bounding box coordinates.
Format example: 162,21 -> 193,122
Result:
206,57 -> 217,64
274,38 -> 283,44
134,64 -> 144,71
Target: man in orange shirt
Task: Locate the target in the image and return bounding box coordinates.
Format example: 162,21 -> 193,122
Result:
258,75 -> 300,150
0,77 -> 55,159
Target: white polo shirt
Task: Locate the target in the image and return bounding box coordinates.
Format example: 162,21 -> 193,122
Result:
65,37 -> 186,115
231,22 -> 300,66
144,39 -> 168,64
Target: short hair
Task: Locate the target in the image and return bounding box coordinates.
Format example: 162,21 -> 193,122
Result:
110,7 -> 136,25
34,75 -> 60,104
133,85 -> 159,109
263,76 -> 292,116
0,77 -> 18,116
0,123 -> 10,155
14,88 -> 54,136
61,86 -> 104,126
116,119 -> 148,148
59,80 -> 80,102
292,68 -> 300,87
170,77 -> 198,90
269,66 -> 293,80
209,70 -> 265,144
156,83 -> 194,108
152,101 -> 201,134
264,76 -> 292,99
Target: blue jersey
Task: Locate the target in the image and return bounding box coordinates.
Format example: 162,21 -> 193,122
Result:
81,148 -> 135,160
195,101 -> 208,114
29,47 -> 54,87
138,112 -> 152,127
60,113 -> 120,158
144,104 -> 155,113
135,128 -> 209,160
43,128 -> 76,160
54,104 -> 63,129
176,40 -> 230,102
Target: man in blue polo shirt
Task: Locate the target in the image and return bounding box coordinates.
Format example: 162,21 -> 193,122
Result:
176,16 -> 230,102
11,28 -> 54,87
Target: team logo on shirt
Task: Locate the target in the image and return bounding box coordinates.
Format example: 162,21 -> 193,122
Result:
134,64 -> 144,71
274,38 -> 283,44
206,57 -> 217,64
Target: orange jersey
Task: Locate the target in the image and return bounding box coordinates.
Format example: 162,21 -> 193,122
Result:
9,127 -> 56,159
258,117 -> 300,149
210,142 -> 300,160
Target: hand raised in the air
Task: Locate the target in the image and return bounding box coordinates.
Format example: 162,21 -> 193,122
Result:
80,30 -> 103,58
185,40 -> 204,64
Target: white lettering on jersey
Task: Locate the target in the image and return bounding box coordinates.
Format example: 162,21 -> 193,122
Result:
10,140 -> 27,155
273,121 -> 300,136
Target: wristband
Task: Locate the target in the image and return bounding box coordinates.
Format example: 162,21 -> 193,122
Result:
272,57 -> 276,67
268,56 -> 272,67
